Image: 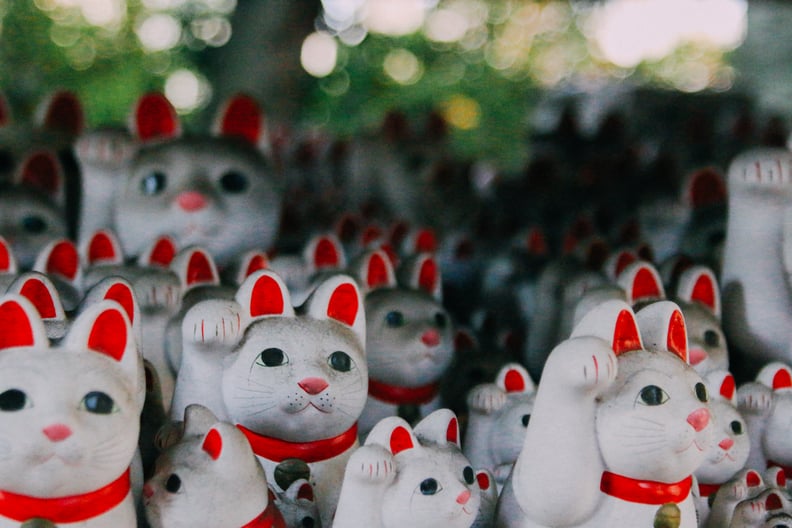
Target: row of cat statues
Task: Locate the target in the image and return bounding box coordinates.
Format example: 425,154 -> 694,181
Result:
2,88 -> 792,527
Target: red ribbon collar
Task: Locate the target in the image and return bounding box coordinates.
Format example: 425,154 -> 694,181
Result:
600,471 -> 692,505
368,378 -> 439,405
237,423 -> 358,463
697,482 -> 721,498
0,468 -> 130,523
241,500 -> 286,528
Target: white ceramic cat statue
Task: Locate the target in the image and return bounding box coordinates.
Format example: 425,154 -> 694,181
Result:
114,92 -> 281,265
496,299 -> 711,527
273,479 -> 321,528
707,469 -> 767,528
144,403 -> 286,528
463,363 -> 536,488
0,294 -> 143,527
333,409 -> 481,528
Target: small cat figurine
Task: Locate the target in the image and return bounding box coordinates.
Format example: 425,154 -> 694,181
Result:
0,294 -> 143,527
472,468 -> 498,528
144,404 -> 286,528
333,409 -> 481,528
355,250 -> 454,436
114,92 -> 282,266
497,299 -> 711,527
273,479 -> 322,528
707,469 -> 767,528
463,363 -> 536,488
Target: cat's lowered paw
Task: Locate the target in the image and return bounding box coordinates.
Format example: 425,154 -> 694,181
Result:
182,299 -> 246,348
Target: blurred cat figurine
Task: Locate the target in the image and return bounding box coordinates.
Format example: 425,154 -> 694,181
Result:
496,300 -> 711,527
0,294 -> 142,527
333,409 -> 481,528
143,404 -> 286,528
273,479 -> 322,528
114,92 -> 281,266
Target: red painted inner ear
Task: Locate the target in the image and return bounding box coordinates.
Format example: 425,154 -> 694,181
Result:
297,484 -> 314,501
46,241 -> 79,280
778,471 -> 787,487
220,95 -> 262,145
362,225 -> 383,246
720,374 -> 736,400
691,275 -> 716,312
314,238 -> 339,269
21,151 -> 59,195
766,492 -> 783,511
366,253 -> 389,288
631,267 -> 661,301
418,258 -> 439,295
504,369 -> 526,392
614,252 -> 636,277
149,237 -> 176,267
415,229 -> 437,253
88,232 -> 117,264
454,330 -> 476,352
476,472 -> 490,491
186,252 -> 216,286
527,229 -> 547,255
87,309 -> 128,361
446,417 -> 459,444
389,426 -> 414,455
612,309 -> 642,355
389,221 -> 409,248
666,310 -> 688,363
105,283 -> 135,325
20,279 -> 56,319
245,254 -> 268,277
250,275 -> 285,316
0,239 -> 9,271
772,369 -> 792,390
689,168 -> 726,208
0,301 -> 35,349
202,428 -> 223,460
44,91 -> 84,135
746,471 -> 761,487
327,283 -> 358,327
135,93 -> 178,142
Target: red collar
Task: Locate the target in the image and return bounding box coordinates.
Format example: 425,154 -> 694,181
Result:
241,500 -> 286,528
600,471 -> 692,505
768,461 -> 792,480
237,423 -> 358,463
698,483 -> 721,498
0,468 -> 130,523
368,378 -> 439,405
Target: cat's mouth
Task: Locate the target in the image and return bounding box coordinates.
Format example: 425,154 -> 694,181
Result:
180,223 -> 222,239
307,402 -> 333,414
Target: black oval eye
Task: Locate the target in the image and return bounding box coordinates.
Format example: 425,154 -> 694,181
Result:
521,414 -> 531,427
730,420 -> 744,435
21,215 -> 47,234
695,382 -> 708,403
704,330 -> 720,347
165,473 -> 181,493
463,466 -> 475,485
434,312 -> 447,329
329,351 -> 352,372
82,391 -> 117,414
420,478 -> 439,495
257,347 -> 287,367
141,171 -> 166,195
385,311 -> 405,327
0,389 -> 27,411
639,385 -> 669,406
301,518 -> 315,528
219,170 -> 249,193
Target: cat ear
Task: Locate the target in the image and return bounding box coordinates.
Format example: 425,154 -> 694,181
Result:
66,300 -> 138,376
138,235 -> 178,268
675,265 -> 721,319
360,224 -> 385,248
635,301 -> 688,363
182,403 -> 220,437
228,250 -> 270,286
765,490 -> 786,512
756,362 -> 792,392
704,370 -> 736,405
571,299 -> 642,356
236,269 -> 294,319
16,150 -> 63,199
82,277 -> 139,329
413,408 -> 461,448
37,90 -> 84,136
302,274 -> 365,343
684,167 -> 726,209
81,229 -> 124,266
354,249 -> 396,292
400,253 -> 442,301
284,479 -> 315,503
0,236 -> 18,276
603,249 -> 638,281
523,226 -> 548,256
303,233 -> 346,273
214,93 -> 264,147
765,466 -> 787,490
495,363 -> 535,395
403,227 -> 438,254
617,261 -> 666,306
34,239 -> 82,285
0,294 -> 49,350
131,92 -> 181,142
454,328 -> 478,353
7,272 -> 66,324
202,427 -> 224,460
171,247 -> 220,290
365,416 -> 418,456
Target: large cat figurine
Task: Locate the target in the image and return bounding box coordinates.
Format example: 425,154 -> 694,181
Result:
0,294 -> 143,527
333,409 -> 481,528
113,92 -> 281,265
496,299 -> 711,527
144,404 -> 286,528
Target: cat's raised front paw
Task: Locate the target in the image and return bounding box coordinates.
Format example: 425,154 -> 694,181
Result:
467,383 -> 507,414
737,382 -> 774,417
183,299 -> 246,348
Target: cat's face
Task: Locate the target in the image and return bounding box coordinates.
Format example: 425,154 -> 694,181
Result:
683,303 -> 728,374
115,137 -> 280,264
366,288 -> 454,387
597,349 -> 711,483
695,399 -> 749,484
223,318 -> 367,442
0,188 -> 65,268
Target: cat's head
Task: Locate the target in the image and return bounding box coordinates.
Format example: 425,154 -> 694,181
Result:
674,265 -> 727,374
114,93 -> 281,265
274,479 -> 321,528
144,404 -> 273,528
489,363 -> 536,469
0,295 -> 141,496
222,271 -> 367,442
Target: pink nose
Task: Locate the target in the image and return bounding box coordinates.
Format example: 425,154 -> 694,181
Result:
176,191 -> 208,212
687,408 -> 710,432
142,484 -> 154,499
422,329 -> 440,347
456,489 -> 471,505
718,438 -> 734,451
689,347 -> 708,366
298,377 -> 329,395
42,424 -> 72,442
